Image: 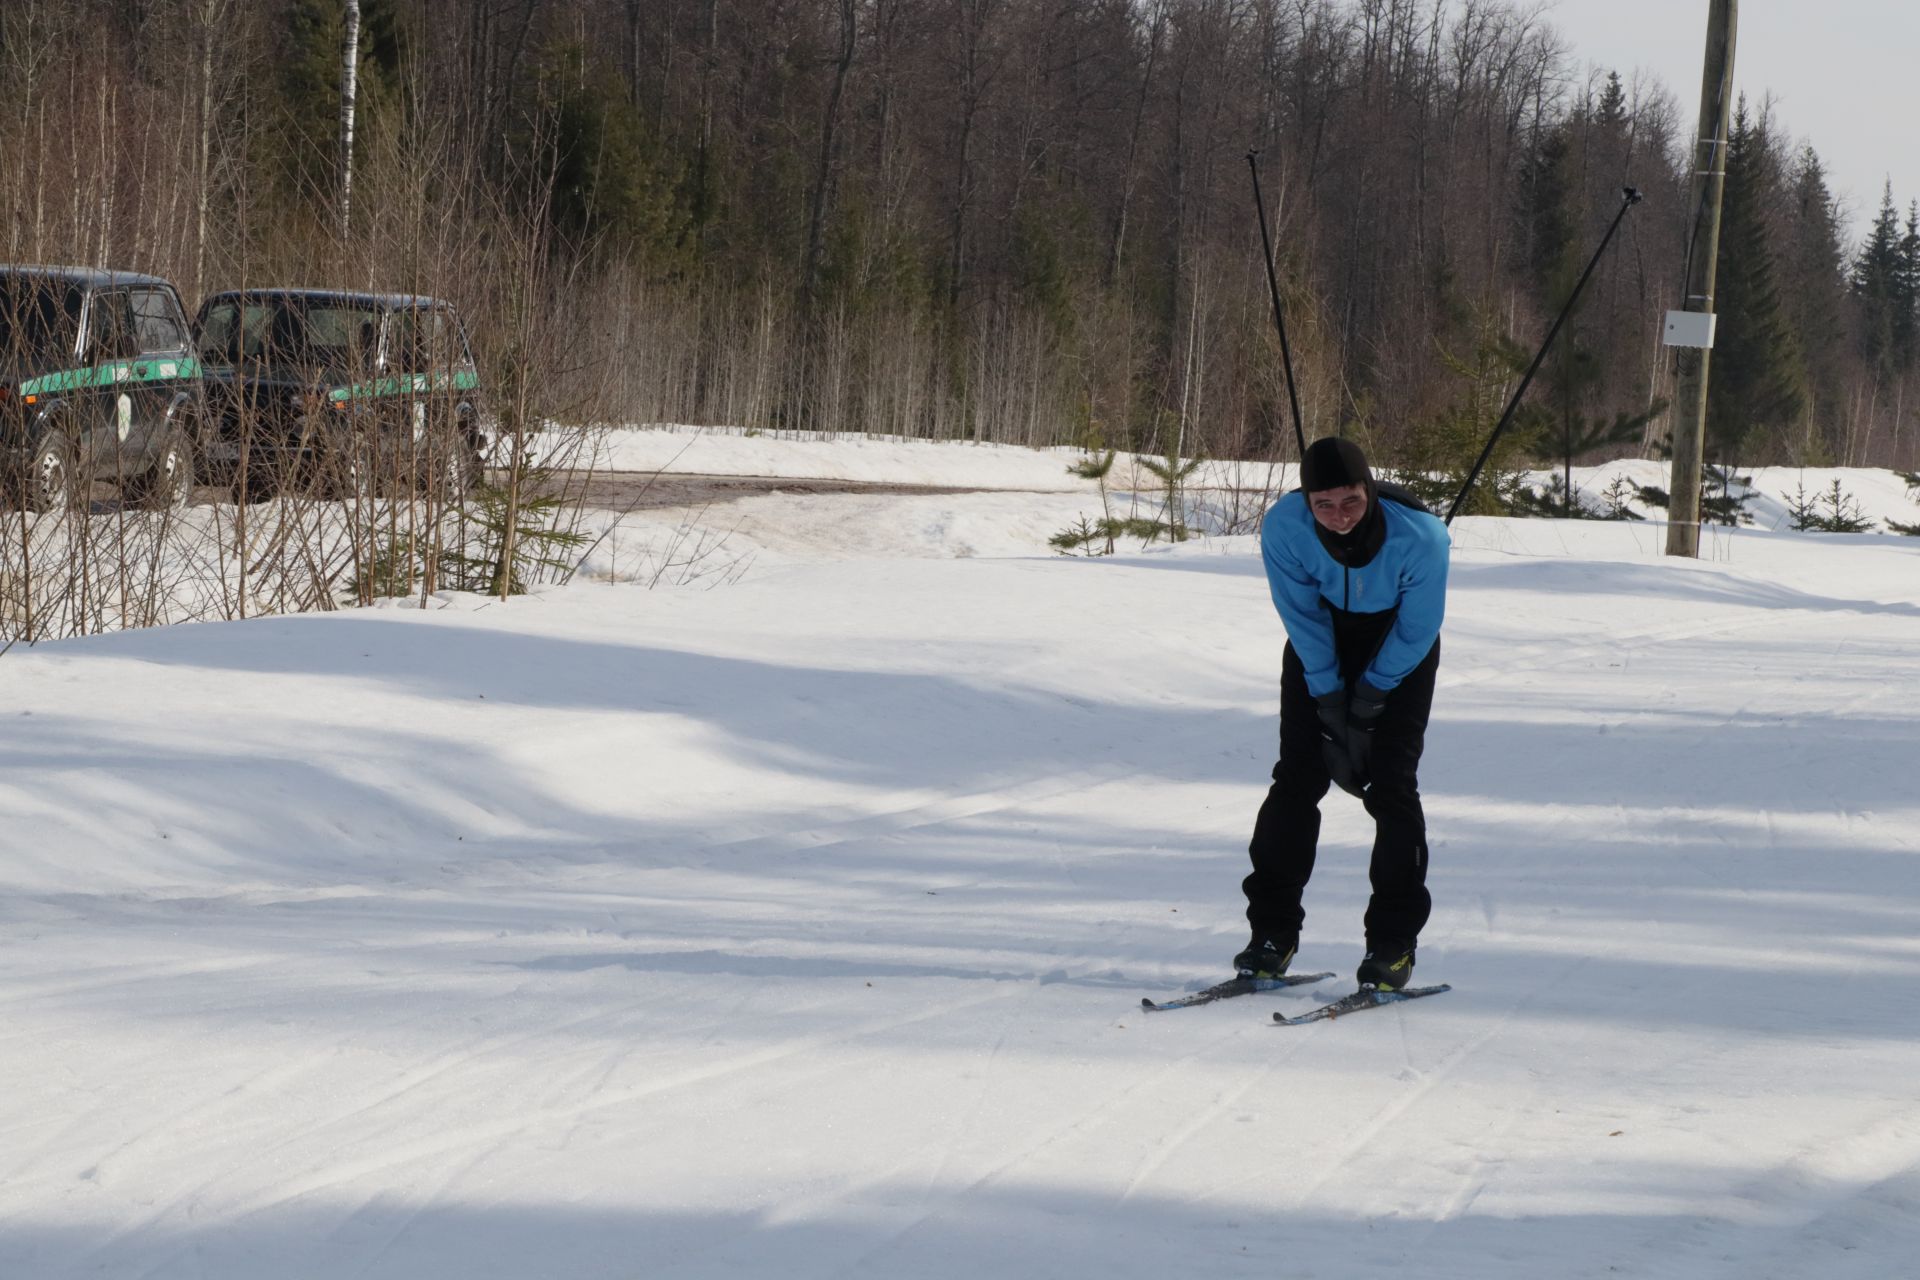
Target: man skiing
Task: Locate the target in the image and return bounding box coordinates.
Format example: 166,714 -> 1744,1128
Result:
1236,436 -> 1450,993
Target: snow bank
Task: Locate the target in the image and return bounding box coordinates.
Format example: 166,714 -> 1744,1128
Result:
584,423 -> 1101,490
585,426 -> 1920,533
1521,457 -> 1920,530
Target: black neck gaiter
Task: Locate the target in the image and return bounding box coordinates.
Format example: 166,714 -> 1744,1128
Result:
1300,436 -> 1386,567
1314,492 -> 1386,567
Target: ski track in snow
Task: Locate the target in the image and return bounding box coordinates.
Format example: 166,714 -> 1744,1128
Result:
84,979 -> 1038,1278
4,448 -> 1920,1278
1697,1104 -> 1920,1278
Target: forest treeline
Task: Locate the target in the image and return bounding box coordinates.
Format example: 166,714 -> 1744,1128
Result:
3,0 -> 1915,480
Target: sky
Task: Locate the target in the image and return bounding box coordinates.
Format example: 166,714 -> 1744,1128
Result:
1540,0 -> 1918,243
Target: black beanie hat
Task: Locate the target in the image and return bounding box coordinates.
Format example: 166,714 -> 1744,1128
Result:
1299,437 -> 1372,493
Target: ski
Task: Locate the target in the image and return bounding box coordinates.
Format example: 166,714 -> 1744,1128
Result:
1272,984 -> 1451,1025
1141,972 -> 1336,1011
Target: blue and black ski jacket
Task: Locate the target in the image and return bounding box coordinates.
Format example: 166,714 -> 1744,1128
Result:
1259,490 -> 1450,698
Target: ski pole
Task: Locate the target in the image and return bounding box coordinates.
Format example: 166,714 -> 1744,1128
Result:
1444,187 -> 1644,525
1247,149 -> 1307,461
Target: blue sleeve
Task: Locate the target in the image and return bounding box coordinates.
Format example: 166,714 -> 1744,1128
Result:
1261,509 -> 1342,698
1363,514 -> 1449,691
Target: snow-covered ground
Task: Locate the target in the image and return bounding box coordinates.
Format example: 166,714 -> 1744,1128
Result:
580,423 -> 1920,532
575,426 -> 1920,579
5,432 -> 1920,1278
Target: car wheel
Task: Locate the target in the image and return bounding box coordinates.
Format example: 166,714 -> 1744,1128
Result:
336,449 -> 383,505
129,434 -> 195,513
234,470 -> 281,504
434,439 -> 479,499
23,438 -> 79,513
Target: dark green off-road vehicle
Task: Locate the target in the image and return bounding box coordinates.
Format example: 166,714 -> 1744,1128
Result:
193,290 -> 486,498
0,266 -> 204,511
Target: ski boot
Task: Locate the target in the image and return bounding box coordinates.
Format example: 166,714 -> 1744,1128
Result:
1356,941 -> 1416,992
1233,933 -> 1297,979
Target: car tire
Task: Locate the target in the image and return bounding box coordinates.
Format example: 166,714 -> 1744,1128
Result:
433,437 -> 480,499
234,472 -> 280,504
333,448 -> 383,505
22,437 -> 81,513
128,433 -> 195,513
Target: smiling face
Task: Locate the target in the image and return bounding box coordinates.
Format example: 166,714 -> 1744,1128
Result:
1308,482 -> 1370,535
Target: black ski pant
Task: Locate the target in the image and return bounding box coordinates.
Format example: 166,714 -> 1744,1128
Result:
1242,637 -> 1439,950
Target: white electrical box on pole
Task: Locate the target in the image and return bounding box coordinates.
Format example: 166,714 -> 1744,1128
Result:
1663,310 -> 1717,349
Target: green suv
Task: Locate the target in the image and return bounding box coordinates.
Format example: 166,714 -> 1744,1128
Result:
193,289 -> 485,497
0,266 -> 204,510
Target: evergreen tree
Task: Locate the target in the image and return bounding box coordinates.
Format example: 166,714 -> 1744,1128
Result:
1522,124 -> 1578,300
1596,71 -> 1628,130
539,48 -> 688,261
1896,202 -> 1920,374
1521,118 -> 1594,481
1568,69 -> 1637,416
1706,100 -> 1807,459
1853,182 -> 1904,381
1782,146 -> 1849,460
1392,312 -> 1548,516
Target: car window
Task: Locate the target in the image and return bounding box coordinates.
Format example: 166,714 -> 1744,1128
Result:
86,291 -> 138,363
0,279 -> 83,365
452,316 -> 476,369
130,289 -> 188,353
267,303 -> 380,377
202,298 -> 379,377
197,299 -> 240,360
198,299 -> 273,365
385,307 -> 457,374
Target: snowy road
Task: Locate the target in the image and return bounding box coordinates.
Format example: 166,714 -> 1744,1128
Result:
3,461 -> 1920,1277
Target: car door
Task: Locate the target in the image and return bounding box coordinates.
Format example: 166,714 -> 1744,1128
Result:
78,288 -> 140,473
380,305 -> 424,439
127,286 -> 196,465
193,294 -> 270,468
391,305 -> 471,425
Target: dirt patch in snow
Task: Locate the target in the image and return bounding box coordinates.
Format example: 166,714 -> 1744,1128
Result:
561,471 -> 1008,511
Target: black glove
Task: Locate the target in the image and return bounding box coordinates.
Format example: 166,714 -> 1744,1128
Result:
1314,689 -> 1359,795
1346,680 -> 1388,786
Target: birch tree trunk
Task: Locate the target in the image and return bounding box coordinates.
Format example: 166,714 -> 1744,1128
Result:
339,0 -> 361,239
193,0 -> 219,294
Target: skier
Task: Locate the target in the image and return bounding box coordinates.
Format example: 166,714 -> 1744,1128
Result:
1235,437 -> 1450,992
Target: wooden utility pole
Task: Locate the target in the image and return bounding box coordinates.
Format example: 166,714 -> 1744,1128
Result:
1665,0 -> 1737,557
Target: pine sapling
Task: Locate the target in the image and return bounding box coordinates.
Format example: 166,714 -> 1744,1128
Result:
1599,473 -> 1644,520
440,480 -> 591,594
1885,468 -> 1920,533
1138,453 -> 1203,542
1700,465 -> 1757,526
1785,479 -> 1876,533
1049,515 -> 1106,556
1053,450 -> 1120,554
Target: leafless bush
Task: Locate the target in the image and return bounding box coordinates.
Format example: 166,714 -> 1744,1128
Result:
0,11 -> 649,646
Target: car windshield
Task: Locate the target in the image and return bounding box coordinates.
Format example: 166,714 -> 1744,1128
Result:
198,296 -> 382,379
0,279 -> 84,368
